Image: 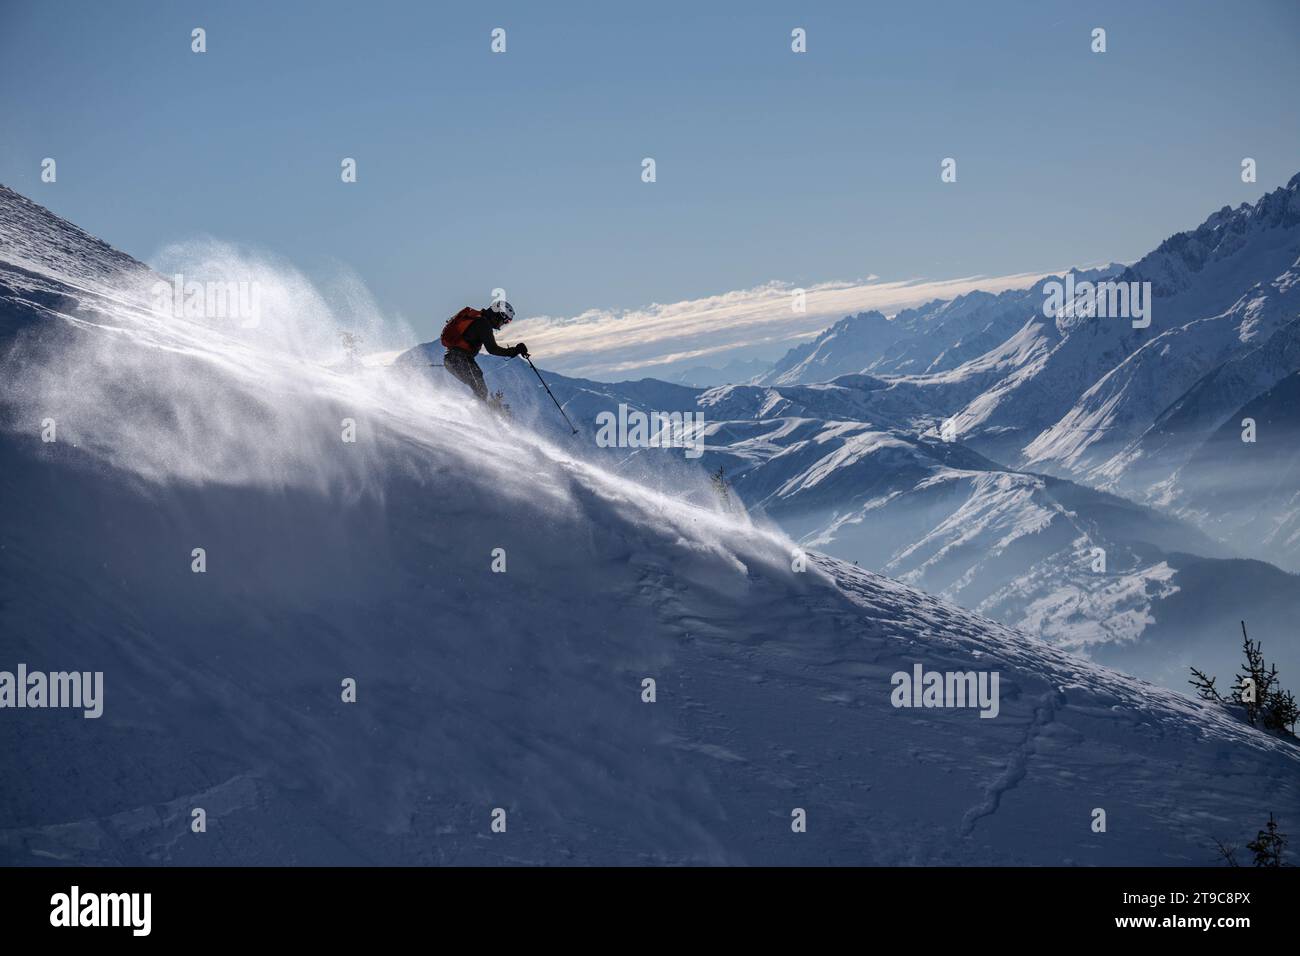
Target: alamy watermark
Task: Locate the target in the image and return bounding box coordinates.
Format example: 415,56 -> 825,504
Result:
890,663 -> 1000,718
1042,273 -> 1151,329
50,886 -> 150,936
0,664 -> 103,718
152,273 -> 261,327
594,403 -> 706,459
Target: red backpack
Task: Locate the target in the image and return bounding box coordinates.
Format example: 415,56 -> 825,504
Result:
440,307 -> 481,351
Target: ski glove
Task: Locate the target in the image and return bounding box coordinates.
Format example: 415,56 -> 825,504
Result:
513,343 -> 529,357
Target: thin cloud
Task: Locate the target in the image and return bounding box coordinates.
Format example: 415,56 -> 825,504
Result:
511,271 -> 1052,380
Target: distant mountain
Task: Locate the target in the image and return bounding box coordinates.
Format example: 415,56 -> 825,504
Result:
1021,183 -> 1300,480
758,309 -> 910,385
663,356 -> 773,388
757,265 -> 1124,387
744,176 -> 1300,571
1165,370 -> 1300,565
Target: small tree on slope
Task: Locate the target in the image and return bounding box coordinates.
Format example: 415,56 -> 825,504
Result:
1213,814 -> 1291,867
1246,814 -> 1288,868
1188,621 -> 1298,736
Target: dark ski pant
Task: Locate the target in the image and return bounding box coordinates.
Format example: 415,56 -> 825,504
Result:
444,348 -> 488,401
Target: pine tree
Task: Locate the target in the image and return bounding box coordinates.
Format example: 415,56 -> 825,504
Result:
1266,685 -> 1299,735
1233,622 -> 1273,726
1188,667 -> 1225,704
1246,813 -> 1287,867
1188,622 -> 1296,736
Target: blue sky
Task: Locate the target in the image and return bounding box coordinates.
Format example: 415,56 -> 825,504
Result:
2,0 -> 1298,376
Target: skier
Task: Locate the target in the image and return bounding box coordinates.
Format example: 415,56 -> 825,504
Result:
439,301 -> 528,405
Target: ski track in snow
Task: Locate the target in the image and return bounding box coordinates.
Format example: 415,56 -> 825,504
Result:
960,689 -> 1062,836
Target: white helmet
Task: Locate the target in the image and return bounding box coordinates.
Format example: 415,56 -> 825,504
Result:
487,300 -> 515,323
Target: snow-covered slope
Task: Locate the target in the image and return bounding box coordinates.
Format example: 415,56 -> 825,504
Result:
2,184 -> 1297,866
1101,318 -> 1300,490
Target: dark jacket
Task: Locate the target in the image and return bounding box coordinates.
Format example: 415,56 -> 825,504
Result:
457,313 -> 515,358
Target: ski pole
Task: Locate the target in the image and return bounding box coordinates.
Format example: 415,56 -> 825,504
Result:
525,356 -> 578,435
